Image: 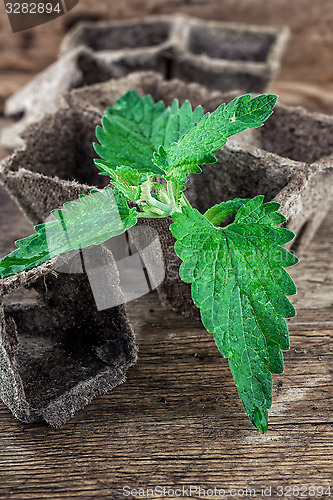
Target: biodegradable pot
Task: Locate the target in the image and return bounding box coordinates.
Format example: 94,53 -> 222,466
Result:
171,17 -> 288,94
60,16 -> 176,73
60,15 -> 288,93
0,246 -> 137,426
1,72 -> 332,321
1,47 -> 121,151
1,15 -> 288,151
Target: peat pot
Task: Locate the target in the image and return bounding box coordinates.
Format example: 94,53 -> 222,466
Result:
60,15 -> 288,93
0,246 -> 137,426
1,15 -> 288,151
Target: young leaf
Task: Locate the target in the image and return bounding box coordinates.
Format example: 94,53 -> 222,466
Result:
93,90 -> 203,178
0,188 -> 137,278
108,165 -> 150,201
154,94 -> 277,180
170,196 -> 298,433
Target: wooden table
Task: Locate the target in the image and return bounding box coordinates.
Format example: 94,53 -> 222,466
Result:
0,183 -> 332,499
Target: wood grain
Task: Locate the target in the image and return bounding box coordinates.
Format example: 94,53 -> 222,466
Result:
1,2 -> 332,493
0,184 -> 332,499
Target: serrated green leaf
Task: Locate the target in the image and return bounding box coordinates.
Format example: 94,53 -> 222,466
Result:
170,196 -> 298,433
0,188 -> 137,278
154,94 -> 277,180
204,198 -> 251,226
93,90 -> 203,178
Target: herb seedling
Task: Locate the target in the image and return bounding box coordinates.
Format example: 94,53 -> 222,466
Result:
0,91 -> 298,432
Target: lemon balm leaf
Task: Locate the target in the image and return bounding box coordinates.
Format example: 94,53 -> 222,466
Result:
93,90 -> 204,178
0,188 -> 137,278
154,94 -> 278,181
170,196 -> 298,432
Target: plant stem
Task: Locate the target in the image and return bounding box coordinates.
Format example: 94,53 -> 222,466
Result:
139,181 -> 193,219
167,180 -> 184,213
143,190 -> 173,216
167,181 -> 176,210
180,194 -> 192,208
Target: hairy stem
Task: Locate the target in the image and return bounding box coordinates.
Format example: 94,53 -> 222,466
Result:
180,194 -> 192,208
138,189 -> 173,216
167,180 -> 184,213
167,181 -> 176,210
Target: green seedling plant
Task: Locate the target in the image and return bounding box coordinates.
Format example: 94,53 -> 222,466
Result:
0,90 -> 298,432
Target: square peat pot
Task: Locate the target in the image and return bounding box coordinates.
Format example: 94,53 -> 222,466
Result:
0,247 -> 137,426
60,16 -> 175,72
1,47 -> 122,151
1,15 -> 288,151
1,72 -> 332,321
2,16 -> 175,152
172,17 -> 289,93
